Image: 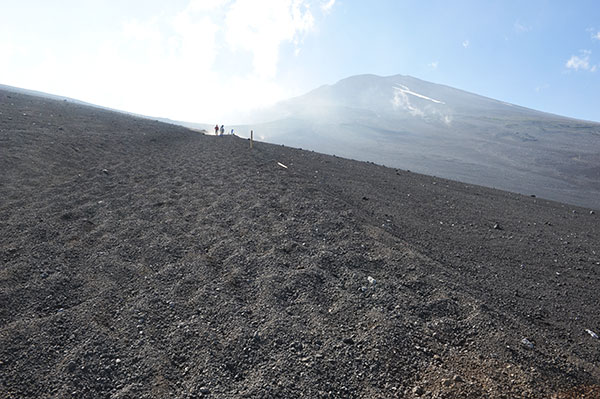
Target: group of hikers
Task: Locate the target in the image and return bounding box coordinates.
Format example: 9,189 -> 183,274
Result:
214,124 -> 234,136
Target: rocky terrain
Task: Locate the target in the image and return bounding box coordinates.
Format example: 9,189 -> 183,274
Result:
1,89 -> 599,398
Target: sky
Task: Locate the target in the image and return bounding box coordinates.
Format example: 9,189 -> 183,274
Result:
1,0 -> 599,123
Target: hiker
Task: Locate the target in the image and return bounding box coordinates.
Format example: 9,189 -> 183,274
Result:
220,125 -> 224,136
230,129 -> 234,135
214,124 -> 219,135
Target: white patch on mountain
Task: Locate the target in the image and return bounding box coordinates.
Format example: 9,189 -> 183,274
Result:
391,85 -> 451,124
393,85 -> 445,104
391,87 -> 424,116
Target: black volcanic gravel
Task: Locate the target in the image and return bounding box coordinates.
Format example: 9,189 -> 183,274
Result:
1,89 -> 599,398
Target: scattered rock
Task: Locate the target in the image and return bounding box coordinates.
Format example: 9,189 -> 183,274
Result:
102,169 -> 109,175
198,386 -> 210,394
591,210 -> 595,215
493,223 -> 502,230
412,386 -> 424,396
521,338 -> 534,349
367,276 -> 376,285
343,337 -> 355,345
585,329 -> 598,339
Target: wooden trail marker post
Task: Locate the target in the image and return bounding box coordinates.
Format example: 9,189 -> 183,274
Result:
250,130 -> 253,149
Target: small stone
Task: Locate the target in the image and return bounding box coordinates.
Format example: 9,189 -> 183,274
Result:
520,338 -> 534,349
343,337 -> 355,345
102,169 -> 109,175
198,387 -> 210,394
585,329 -> 598,339
412,386 -> 424,396
115,358 -> 121,364
453,375 -> 464,383
442,379 -> 452,387
591,211 -> 595,215
367,276 -> 376,285
493,223 -> 502,230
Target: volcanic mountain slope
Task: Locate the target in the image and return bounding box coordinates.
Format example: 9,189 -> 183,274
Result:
243,74 -> 600,210
1,88 -> 600,398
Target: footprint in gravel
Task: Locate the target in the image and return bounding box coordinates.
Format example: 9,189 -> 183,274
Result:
416,297 -> 463,321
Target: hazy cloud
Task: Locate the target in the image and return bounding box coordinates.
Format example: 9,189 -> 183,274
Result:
186,0 -> 230,12
593,31 -> 600,40
535,83 -> 549,92
0,1 -> 333,123
392,88 -> 424,117
391,85 -> 451,124
321,0 -> 336,13
514,21 -> 532,33
566,50 -> 593,71
225,0 -> 315,78
0,36 -> 22,64
428,61 -> 439,69
462,40 -> 470,48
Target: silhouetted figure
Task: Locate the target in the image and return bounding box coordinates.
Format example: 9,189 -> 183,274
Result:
214,124 -> 219,135
220,125 -> 224,136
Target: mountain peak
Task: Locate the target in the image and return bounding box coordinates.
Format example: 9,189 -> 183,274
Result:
244,73 -> 600,209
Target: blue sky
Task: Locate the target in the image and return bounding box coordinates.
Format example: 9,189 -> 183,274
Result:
1,0 -> 599,123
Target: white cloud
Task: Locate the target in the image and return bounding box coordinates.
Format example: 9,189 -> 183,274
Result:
2,0 -> 333,124
566,50 -> 593,71
428,61 -> 438,69
186,0 -> 230,12
514,21 -> 532,33
224,0 -> 315,78
462,39 -> 469,48
392,88 -> 424,116
391,85 -> 451,124
122,18 -> 162,42
593,31 -> 600,41
321,0 -> 336,13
